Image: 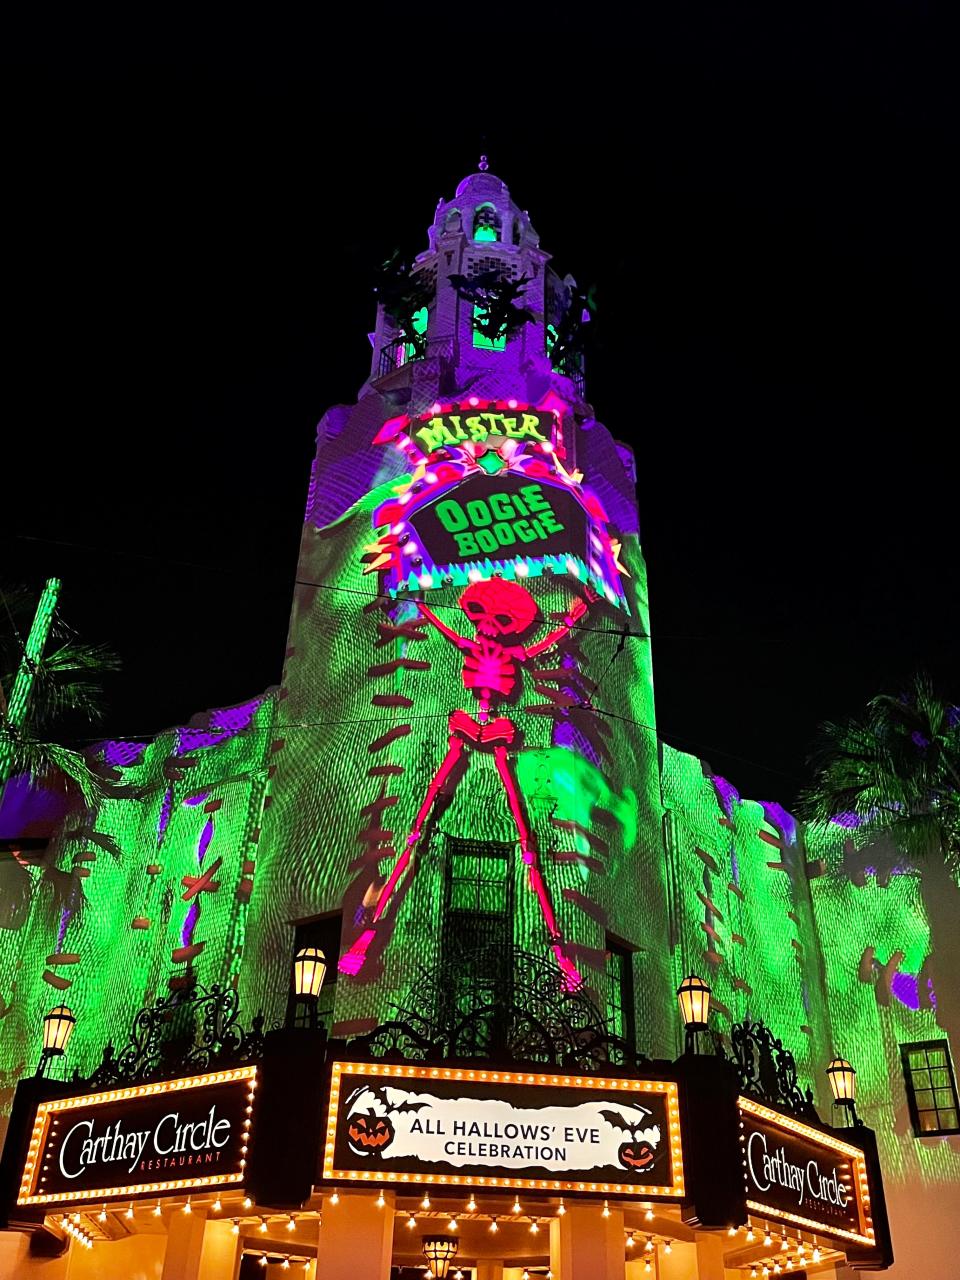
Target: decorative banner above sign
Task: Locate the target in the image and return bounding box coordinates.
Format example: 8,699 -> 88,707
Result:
739,1096 -> 877,1247
18,1067 -> 256,1207
323,1062 -> 684,1198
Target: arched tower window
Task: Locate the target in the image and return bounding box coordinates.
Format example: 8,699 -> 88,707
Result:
472,203 -> 501,243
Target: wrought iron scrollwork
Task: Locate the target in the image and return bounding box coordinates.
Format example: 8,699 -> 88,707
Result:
82,984 -> 264,1089
724,1019 -> 818,1120
349,946 -> 651,1073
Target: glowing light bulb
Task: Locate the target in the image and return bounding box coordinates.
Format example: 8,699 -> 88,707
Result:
601,1200 -> 610,1218
407,1214 -> 417,1229
282,1260 -> 290,1271
329,1192 -> 339,1206
125,1204 -> 134,1220
529,1219 -> 539,1234
288,1214 -> 297,1231
645,1208 -> 654,1222
466,1193 -> 477,1212
98,1206 -> 107,1223
244,1197 -> 253,1210
774,1265 -> 782,1274
764,1231 -> 772,1247
303,1263 -> 310,1273
813,1247 -> 821,1263
780,1238 -> 788,1252
259,1218 -> 268,1233
421,1192 -> 431,1210
213,1196 -> 222,1213
664,1241 -> 672,1254
747,1227 -> 755,1242
512,1196 -> 522,1214
645,1238 -> 654,1253
626,1232 -> 635,1249
448,1218 -> 458,1232
183,1199 -> 192,1215
557,1198 -> 566,1216
751,1269 -> 758,1279
153,1201 -> 162,1218
489,1217 -> 499,1233
258,1257 -> 267,1269
231,1220 -> 240,1235
644,1263 -> 652,1275
728,1225 -> 737,1237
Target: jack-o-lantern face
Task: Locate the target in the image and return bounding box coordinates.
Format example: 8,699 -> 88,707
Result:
347,1110 -> 395,1155
618,1139 -> 654,1172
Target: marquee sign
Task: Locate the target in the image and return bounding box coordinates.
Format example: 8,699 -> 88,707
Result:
17,1067 -> 256,1206
739,1096 -> 877,1247
323,1061 -> 684,1198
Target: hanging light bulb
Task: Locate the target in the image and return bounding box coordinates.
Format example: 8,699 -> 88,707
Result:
626,1232 -> 635,1249
664,1240 -> 672,1254
213,1196 -> 222,1213
329,1191 -> 339,1206
260,1217 -> 268,1233
751,1269 -> 758,1279
258,1257 -> 267,1269
282,1260 -> 290,1272
243,1197 -> 252,1210
764,1230 -> 772,1247
522,1271 -> 530,1280
557,1198 -> 566,1216
153,1201 -> 162,1218
97,1205 -> 107,1223
747,1226 -> 755,1242
466,1192 -> 477,1212
780,1238 -> 789,1252
529,1219 -> 539,1235
728,1225 -> 737,1237
489,1216 -> 499,1234
288,1214 -> 297,1231
231,1220 -> 240,1235
448,1217 -> 458,1232
601,1200 -> 610,1218
644,1262 -> 652,1275
813,1246 -> 821,1263
407,1214 -> 417,1230
376,1190 -> 385,1209
797,1241 -> 806,1258
774,1265 -> 782,1275
645,1207 -> 654,1222
183,1199 -> 192,1215
645,1237 -> 654,1252
512,1195 -> 522,1214
303,1263 -> 310,1273
421,1192 -> 432,1211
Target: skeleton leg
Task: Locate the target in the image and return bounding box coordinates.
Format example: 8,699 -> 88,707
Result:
339,735 -> 466,975
492,744 -> 583,992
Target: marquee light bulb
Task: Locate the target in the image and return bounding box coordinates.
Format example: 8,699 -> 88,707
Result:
512,1196 -> 522,1214
421,1193 -> 431,1210
407,1214 -> 417,1229
288,1214 -> 297,1230
466,1193 -> 477,1212
774,1265 -> 781,1274
303,1263 -> 310,1273
751,1269 -> 758,1279
601,1200 -> 610,1218
489,1216 -> 499,1233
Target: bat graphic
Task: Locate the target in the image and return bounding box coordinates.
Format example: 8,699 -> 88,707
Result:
599,1109 -> 646,1133
599,1108 -> 661,1175
346,1084 -> 430,1114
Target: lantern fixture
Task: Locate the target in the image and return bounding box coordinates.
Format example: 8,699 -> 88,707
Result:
291,946 -> 328,1030
826,1057 -> 860,1122
422,1235 -> 459,1279
676,974 -> 711,1052
38,1005 -> 76,1075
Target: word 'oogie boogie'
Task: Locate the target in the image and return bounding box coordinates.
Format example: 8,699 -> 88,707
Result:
434,483 -> 565,556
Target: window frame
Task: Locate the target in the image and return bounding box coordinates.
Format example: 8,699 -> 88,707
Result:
900,1038 -> 960,1137
604,932 -> 637,1050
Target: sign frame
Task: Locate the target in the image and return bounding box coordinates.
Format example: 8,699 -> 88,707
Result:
322,1060 -> 685,1199
738,1095 -> 877,1248
17,1066 -> 257,1208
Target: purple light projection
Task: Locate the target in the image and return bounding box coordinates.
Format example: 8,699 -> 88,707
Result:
890,972 -> 921,1011
760,800 -> 798,846
177,697 -> 263,753
98,740 -> 149,769
711,775 -> 740,818
181,816 -> 215,949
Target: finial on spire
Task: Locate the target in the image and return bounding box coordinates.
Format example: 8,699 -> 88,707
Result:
478,154 -> 489,172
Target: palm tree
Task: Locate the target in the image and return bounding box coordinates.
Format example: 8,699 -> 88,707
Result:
799,671 -> 960,873
0,580 -> 120,808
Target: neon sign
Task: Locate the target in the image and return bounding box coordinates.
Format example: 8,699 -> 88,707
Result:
413,410 -> 551,453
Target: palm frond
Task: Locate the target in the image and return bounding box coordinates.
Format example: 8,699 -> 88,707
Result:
1,733 -> 104,809
26,640 -> 120,727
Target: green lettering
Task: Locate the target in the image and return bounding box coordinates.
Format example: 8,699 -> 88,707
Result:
465,415 -> 487,441
514,520 -> 538,543
454,530 -> 480,555
475,528 -> 498,553
415,419 -> 450,452
437,500 -> 469,533
502,416 -> 523,437
492,521 -> 517,546
539,510 -> 564,534
520,484 -> 550,513
520,413 -> 548,441
465,499 -> 492,527
488,493 -> 516,521
446,415 -> 468,441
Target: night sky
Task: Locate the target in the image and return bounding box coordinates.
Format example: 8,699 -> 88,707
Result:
4,11 -> 954,805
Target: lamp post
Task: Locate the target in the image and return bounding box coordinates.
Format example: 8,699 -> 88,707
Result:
291,947 -> 327,1031
37,1005 -> 76,1077
826,1056 -> 861,1125
422,1235 -> 459,1279
677,974 -> 711,1054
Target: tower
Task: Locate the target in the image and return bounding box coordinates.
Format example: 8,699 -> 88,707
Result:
251,162 -> 669,1047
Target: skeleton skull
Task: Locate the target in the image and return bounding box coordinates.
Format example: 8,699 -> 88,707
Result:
459,578 -> 538,637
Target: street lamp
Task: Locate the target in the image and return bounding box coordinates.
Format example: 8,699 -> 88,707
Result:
422,1235 -> 459,1279
291,947 -> 327,1030
826,1057 -> 860,1124
677,974 -> 711,1053
38,1005 -> 76,1076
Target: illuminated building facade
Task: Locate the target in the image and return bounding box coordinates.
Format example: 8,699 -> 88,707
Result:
0,163 -> 956,1279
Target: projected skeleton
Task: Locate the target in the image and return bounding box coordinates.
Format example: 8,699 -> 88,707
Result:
340,578 -> 594,989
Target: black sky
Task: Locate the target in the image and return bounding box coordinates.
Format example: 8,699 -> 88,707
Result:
3,9 -> 955,804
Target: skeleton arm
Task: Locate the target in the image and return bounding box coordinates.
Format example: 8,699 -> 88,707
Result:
524,590 -> 595,657
414,600 -> 470,647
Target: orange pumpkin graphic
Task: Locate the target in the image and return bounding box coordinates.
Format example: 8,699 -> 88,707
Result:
618,1139 -> 654,1171
347,1110 -> 395,1155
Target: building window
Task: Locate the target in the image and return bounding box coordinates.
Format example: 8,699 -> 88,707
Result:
442,839 -> 513,1037
605,934 -> 636,1048
286,913 -> 341,1032
472,203 -> 501,242
472,305 -> 507,351
901,1040 -> 960,1135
